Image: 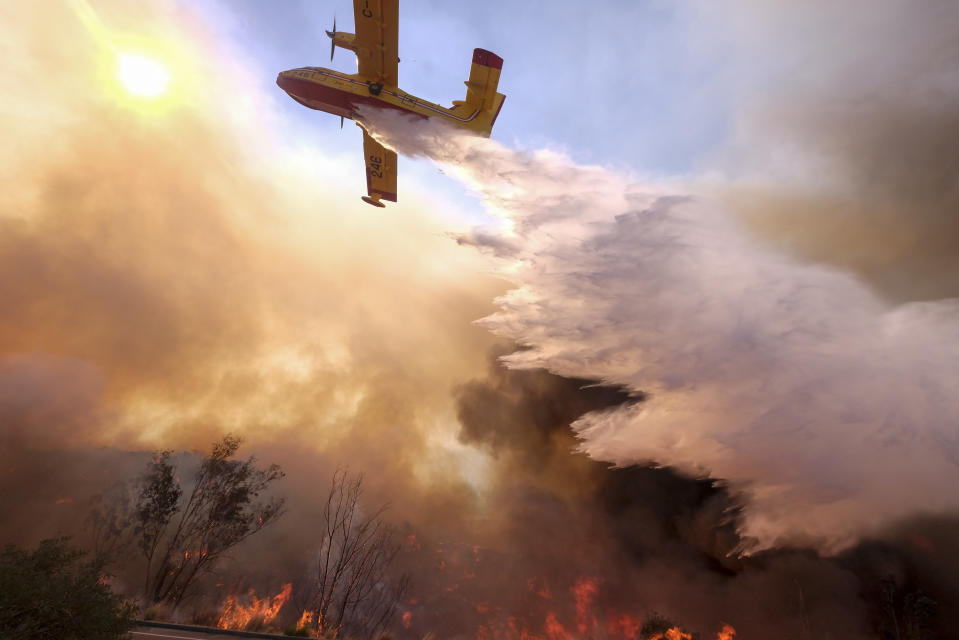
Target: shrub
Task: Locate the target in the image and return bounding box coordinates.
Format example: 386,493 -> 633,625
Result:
0,538 -> 137,640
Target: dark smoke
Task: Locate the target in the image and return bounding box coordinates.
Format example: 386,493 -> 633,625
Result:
455,344 -> 637,467
405,345 -> 957,639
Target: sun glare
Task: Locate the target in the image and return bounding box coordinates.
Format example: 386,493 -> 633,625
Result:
117,53 -> 169,98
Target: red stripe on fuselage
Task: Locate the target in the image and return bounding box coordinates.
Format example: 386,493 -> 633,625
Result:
276,74 -> 426,121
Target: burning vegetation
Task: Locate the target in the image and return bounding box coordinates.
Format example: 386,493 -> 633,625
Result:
216,582 -> 291,631
1,358 -> 954,638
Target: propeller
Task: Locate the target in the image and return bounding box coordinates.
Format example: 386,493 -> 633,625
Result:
325,15 -> 337,61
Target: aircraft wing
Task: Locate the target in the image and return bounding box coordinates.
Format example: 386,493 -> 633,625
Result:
353,0 -> 399,86
362,130 -> 397,204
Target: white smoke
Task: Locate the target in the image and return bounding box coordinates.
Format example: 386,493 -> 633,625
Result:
360,109 -> 959,552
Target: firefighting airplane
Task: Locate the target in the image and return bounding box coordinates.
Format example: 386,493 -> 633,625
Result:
276,0 -> 506,207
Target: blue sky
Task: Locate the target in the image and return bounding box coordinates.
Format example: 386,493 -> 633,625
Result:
189,0 -> 731,199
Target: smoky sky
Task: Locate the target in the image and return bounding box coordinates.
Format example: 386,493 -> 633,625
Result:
0,0 -> 504,596
691,0 -> 959,302
0,1 -> 507,465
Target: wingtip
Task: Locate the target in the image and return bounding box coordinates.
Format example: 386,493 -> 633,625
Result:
361,195 -> 387,208
472,48 -> 504,70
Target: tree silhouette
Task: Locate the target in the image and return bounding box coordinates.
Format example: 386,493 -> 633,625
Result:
143,436 -> 286,608
88,435 -> 286,610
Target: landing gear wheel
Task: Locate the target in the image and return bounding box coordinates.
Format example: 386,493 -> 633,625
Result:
368,82 -> 383,96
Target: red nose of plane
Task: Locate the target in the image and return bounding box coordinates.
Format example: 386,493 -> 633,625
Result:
276,70 -> 296,93
276,70 -> 318,111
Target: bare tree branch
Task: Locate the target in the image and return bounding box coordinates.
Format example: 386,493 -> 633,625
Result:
304,469 -> 408,640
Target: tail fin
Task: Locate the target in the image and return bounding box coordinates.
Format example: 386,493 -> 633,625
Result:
464,48 -> 506,135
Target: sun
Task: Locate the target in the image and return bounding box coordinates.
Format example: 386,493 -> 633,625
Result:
116,53 -> 170,98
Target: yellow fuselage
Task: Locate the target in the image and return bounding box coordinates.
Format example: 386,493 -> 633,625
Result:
276,67 -> 500,136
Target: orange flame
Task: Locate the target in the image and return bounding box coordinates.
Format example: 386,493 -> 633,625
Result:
607,613 -> 642,639
295,610 -> 317,635
216,583 -> 291,631
455,572 -> 734,640
571,577 -> 599,636
544,612 -> 569,640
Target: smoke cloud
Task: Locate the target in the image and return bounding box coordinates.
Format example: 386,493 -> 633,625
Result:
0,0 -> 503,548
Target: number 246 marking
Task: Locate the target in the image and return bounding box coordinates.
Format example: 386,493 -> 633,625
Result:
369,155 -> 383,178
